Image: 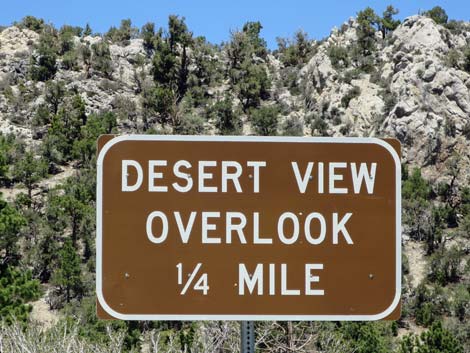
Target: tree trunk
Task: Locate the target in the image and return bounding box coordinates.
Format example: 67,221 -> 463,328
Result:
287,321 -> 295,352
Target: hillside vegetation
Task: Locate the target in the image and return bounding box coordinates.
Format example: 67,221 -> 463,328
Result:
0,5 -> 469,352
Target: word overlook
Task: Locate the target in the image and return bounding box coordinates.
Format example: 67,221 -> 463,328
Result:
122,159 -> 377,245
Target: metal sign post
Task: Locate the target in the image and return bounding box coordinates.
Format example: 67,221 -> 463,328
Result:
241,321 -> 255,353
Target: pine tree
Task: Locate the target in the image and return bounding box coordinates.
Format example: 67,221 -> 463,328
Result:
380,5 -> 400,37
83,23 -> 92,36
73,112 -> 117,165
356,7 -> 379,56
48,176 -> 94,246
227,21 -> 271,110
44,80 -> 66,115
0,196 -> 26,265
242,21 -> 267,59
278,30 -> 313,66
151,16 -> 192,102
237,60 -> 270,110
142,22 -> 156,53
152,37 -> 178,89
52,239 -> 84,303
42,94 -> 87,164
12,151 -> 47,199
35,229 -> 59,282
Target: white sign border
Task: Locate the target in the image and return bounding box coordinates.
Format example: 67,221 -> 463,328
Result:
96,135 -> 402,321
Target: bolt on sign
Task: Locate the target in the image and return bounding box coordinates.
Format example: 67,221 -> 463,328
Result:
96,135 -> 401,321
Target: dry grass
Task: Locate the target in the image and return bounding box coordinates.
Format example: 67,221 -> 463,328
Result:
0,321 -> 126,353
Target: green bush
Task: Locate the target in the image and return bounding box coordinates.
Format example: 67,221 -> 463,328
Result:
105,19 -> 137,45
413,284 -> 449,327
209,97 -> 242,135
250,105 -> 279,136
339,322 -> 392,353
402,252 -> 410,275
61,298 -> 129,346
310,115 -> 329,136
399,322 -> 464,353
281,116 -> 304,136
190,37 -> 223,89
403,168 -> 432,200
278,66 -> 301,95
18,16 -> 44,33
328,45 -> 350,69
48,174 -> 95,247
174,114 -> 206,135
91,42 -> 113,78
277,30 -> 314,66
446,49 -> 462,69
31,227 -> 59,282
341,68 -> 362,84
422,321 -> 462,352
380,88 -> 397,116
112,96 -> 137,124
341,86 -> 361,108
82,23 -> 92,36
424,6 -> 449,25
30,26 -> 57,82
416,302 -> 440,327
459,187 -> 470,214
428,246 -> 464,286
61,49 -> 79,70
463,46 -> 470,73
0,266 -> 41,323
58,25 -> 80,55
452,284 -> 470,322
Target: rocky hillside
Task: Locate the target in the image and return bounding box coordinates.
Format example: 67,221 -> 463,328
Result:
0,8 -> 469,353
1,14 -> 470,183
302,15 -> 470,183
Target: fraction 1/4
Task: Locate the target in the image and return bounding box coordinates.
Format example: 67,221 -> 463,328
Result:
176,263 -> 209,295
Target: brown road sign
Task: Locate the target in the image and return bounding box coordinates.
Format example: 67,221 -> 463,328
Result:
96,136 -> 401,321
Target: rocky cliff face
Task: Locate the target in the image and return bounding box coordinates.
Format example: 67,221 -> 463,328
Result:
0,15 -> 469,186
297,16 -> 470,187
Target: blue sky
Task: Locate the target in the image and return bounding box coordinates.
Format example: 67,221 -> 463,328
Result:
2,1 -> 469,48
